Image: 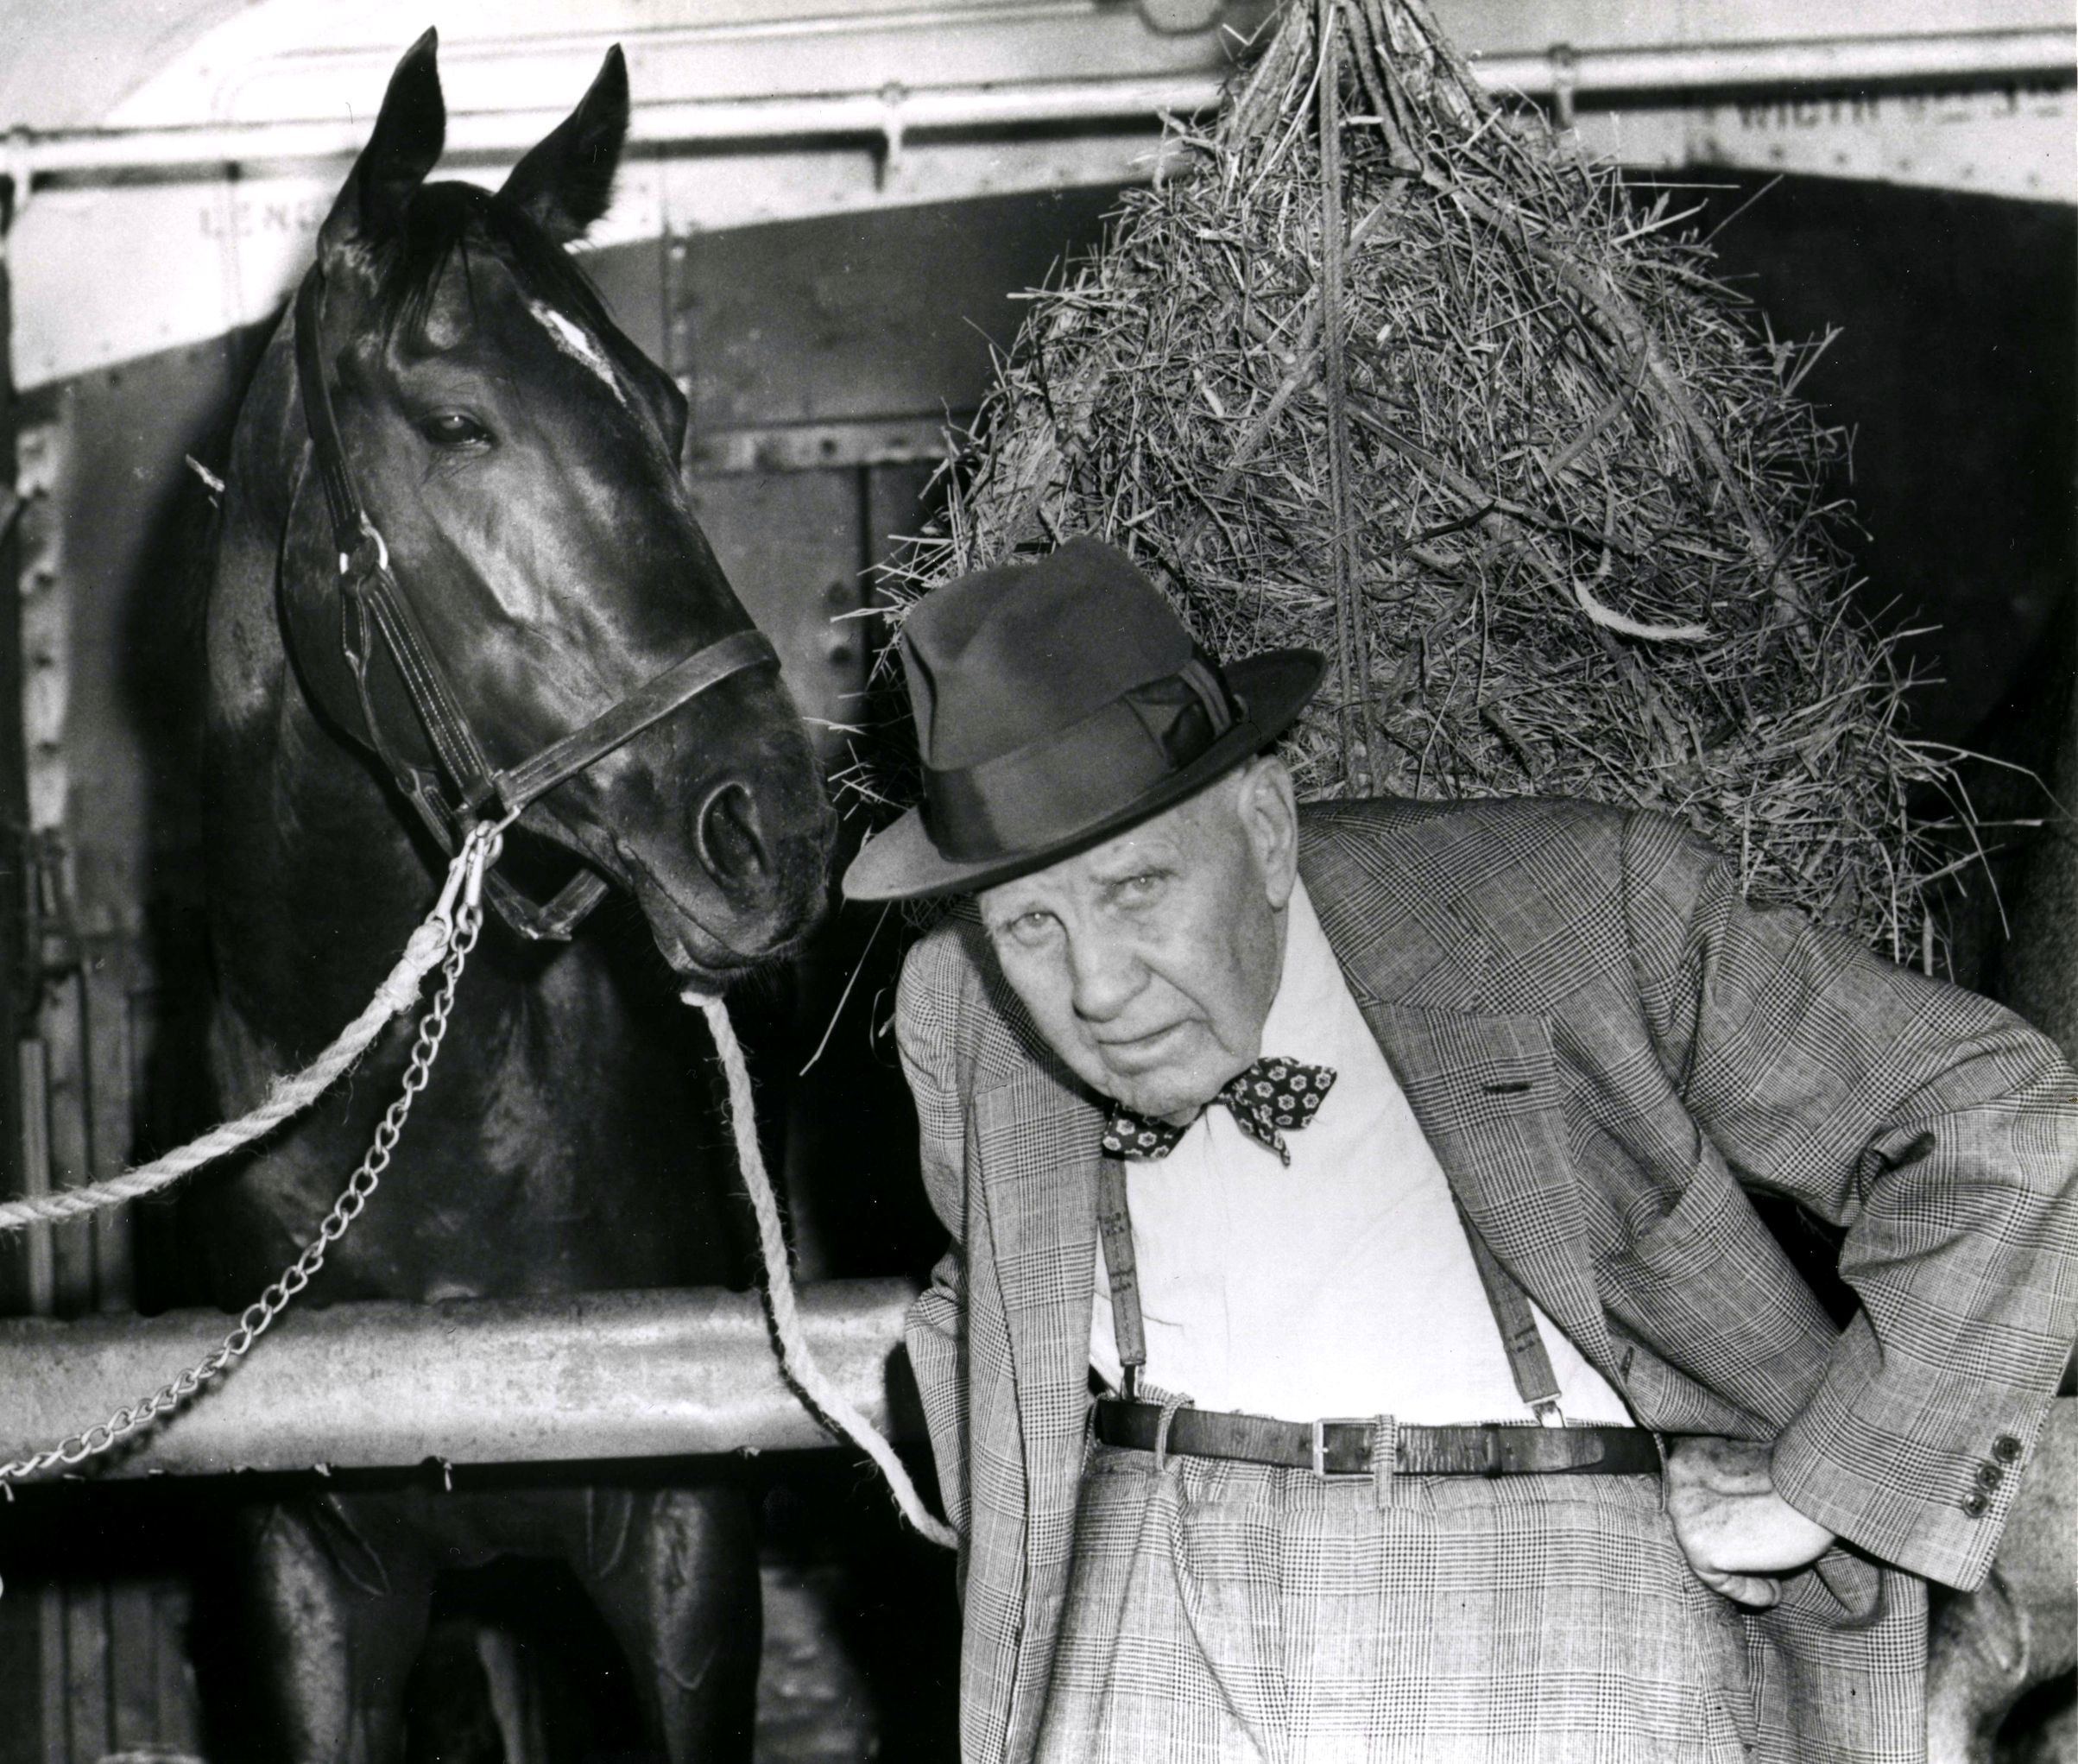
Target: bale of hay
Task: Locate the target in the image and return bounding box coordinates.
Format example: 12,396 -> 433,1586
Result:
872,0 -> 1967,961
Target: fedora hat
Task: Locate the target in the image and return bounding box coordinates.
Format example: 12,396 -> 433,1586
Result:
843,537 -> 1323,901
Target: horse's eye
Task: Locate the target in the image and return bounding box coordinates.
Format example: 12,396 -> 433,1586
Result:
418,412 -> 492,450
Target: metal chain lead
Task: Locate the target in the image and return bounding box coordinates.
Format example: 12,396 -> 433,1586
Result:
0,850 -> 490,1486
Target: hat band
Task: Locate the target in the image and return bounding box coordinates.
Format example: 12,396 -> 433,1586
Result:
924,660 -> 1240,864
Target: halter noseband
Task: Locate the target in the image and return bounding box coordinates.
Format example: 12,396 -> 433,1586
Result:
291,269 -> 779,941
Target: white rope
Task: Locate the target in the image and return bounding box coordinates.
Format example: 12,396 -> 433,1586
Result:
0,835 -> 492,1234
690,990 -> 958,1551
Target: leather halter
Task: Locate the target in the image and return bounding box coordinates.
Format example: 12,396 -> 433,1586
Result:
290,269 -> 780,940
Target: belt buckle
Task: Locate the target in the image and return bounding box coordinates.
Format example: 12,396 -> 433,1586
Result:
1311,1417 -> 1371,1481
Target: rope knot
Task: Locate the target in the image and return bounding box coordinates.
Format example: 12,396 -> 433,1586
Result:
376,924 -> 449,1016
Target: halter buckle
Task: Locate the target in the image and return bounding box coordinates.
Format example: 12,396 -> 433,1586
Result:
339,516 -> 390,579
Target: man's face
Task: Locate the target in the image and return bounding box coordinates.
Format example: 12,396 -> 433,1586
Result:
978,759 -> 1298,1122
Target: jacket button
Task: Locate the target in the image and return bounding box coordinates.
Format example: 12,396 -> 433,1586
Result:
1992,1434 -> 2022,1464
1976,1463 -> 2004,1491
1961,1490 -> 1989,1517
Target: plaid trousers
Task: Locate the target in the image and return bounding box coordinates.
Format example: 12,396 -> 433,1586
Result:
1034,1440 -> 1754,1764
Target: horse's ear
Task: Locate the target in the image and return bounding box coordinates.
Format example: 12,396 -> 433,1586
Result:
499,46 -> 628,245
318,29 -> 445,268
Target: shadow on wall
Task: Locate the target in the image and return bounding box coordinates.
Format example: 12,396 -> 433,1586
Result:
1671,170 -> 2075,751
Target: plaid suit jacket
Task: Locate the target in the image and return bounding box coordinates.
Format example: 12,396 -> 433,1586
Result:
896,797 -> 2078,1764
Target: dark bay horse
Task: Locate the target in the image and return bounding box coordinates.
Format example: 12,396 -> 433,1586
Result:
190,32 -> 831,1761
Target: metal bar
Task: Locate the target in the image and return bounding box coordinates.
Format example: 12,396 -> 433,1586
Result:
685,414 -> 965,476
1475,28 -> 2075,97
8,77 -> 1212,176
0,1279 -> 922,1478
5,31 -> 2071,178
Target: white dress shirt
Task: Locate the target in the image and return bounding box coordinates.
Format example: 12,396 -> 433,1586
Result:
1090,879 -> 1633,1426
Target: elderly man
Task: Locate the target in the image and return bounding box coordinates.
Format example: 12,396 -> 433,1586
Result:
843,539 -> 2078,1764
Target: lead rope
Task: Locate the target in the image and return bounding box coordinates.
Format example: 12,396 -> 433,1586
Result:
688,990 -> 958,1551
0,828 -> 499,1234
0,825 -> 499,1487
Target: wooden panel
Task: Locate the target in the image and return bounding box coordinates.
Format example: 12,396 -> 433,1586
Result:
152,1579 -> 202,1758
34,972 -> 97,1316
36,1588 -> 65,1764
60,1583 -> 110,1762
580,234 -> 669,372
104,1579 -> 161,1755
0,1578 -> 49,1764
0,189 -> 25,1244
673,187 -> 1126,432
1689,174 -> 2075,745
685,468 -> 868,762
47,335 -> 257,933
864,461 -> 941,577
779,460 -> 946,1284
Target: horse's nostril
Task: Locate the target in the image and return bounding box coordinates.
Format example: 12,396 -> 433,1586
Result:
696,782 -> 768,890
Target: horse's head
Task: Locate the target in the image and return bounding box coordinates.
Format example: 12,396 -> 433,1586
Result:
279,32 -> 831,985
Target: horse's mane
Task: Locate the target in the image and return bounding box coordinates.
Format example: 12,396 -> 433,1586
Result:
378,180 -> 616,348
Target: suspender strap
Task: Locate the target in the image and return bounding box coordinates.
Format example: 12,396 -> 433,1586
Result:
1456,1207 -> 1564,1422
1096,1160 -> 1146,1401
1095,1155 -> 1565,1423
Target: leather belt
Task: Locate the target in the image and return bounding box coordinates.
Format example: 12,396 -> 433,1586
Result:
1093,1399 -> 1662,1478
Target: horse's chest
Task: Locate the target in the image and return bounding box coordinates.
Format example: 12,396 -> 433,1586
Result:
199,948 -> 743,1304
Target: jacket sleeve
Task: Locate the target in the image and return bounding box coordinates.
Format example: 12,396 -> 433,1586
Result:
1621,809 -> 2078,1591
895,931 -> 973,1559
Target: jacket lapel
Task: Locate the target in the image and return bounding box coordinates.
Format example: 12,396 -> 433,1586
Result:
1357,1000 -> 1616,1373
972,1062 -> 1104,1751
976,1070 -> 1103,1434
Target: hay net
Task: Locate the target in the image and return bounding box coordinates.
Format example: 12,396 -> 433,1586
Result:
871,0 -> 1967,962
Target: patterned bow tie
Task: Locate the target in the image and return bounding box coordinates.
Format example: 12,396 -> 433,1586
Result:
1102,1057 -> 1336,1167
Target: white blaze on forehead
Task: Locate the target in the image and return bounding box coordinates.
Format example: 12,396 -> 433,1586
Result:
527,300 -> 628,408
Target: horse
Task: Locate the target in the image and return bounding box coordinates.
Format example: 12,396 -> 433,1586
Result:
188,32 -> 831,1761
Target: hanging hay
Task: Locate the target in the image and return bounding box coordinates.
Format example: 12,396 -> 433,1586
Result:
867,0 -> 1972,960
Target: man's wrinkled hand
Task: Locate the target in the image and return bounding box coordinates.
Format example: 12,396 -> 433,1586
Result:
1665,1436 -> 1835,1609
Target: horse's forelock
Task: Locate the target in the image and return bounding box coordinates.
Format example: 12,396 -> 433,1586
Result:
374,180 -> 616,353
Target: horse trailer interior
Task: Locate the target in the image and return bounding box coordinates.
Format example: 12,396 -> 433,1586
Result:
0,2 -> 2070,1759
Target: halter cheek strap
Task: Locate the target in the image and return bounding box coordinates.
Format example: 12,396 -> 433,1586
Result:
291,268 -> 779,941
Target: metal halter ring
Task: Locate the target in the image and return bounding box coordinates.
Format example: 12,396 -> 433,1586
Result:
339,514 -> 391,578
